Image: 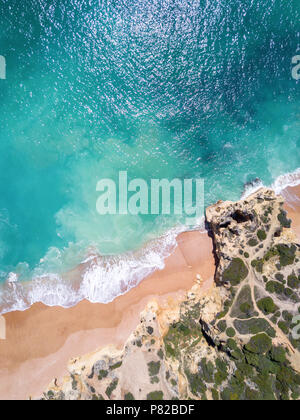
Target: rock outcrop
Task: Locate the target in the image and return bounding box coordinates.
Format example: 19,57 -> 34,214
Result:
41,189 -> 300,401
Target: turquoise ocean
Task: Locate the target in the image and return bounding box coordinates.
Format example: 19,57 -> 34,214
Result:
0,0 -> 299,313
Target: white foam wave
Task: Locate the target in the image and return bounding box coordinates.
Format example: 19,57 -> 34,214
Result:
241,168 -> 300,200
241,178 -> 264,199
271,168 -> 300,195
0,227 -> 181,315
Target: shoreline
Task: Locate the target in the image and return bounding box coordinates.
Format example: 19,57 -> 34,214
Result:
0,182 -> 299,400
0,230 -> 215,400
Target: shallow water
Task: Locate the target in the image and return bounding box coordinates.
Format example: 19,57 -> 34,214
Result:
0,0 -> 299,309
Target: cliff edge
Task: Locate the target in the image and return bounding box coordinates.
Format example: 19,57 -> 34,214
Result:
40,189 -> 300,401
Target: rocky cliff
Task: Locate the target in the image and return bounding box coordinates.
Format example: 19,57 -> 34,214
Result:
41,189 -> 300,401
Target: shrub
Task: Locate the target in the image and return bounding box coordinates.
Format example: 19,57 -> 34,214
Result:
245,334 -> 272,354
124,392 -> 135,400
226,328 -> 236,338
245,387 -> 261,401
276,244 -> 296,267
227,338 -> 238,351
278,210 -> 291,229
234,318 -> 275,337
287,273 -> 300,290
240,302 -> 251,314
278,321 -> 289,335
98,370 -> 108,380
217,320 -> 227,333
185,369 -> 207,396
248,239 -> 258,247
148,361 -> 161,376
157,349 -> 164,360
147,326 -> 154,335
284,288 -> 293,298
282,311 -> 293,323
106,379 -> 119,399
270,346 -> 286,364
110,361 -> 122,370
244,252 -> 250,259
257,297 -> 278,315
266,281 -> 284,295
275,273 -> 284,283
147,391 -> 164,400
199,359 -> 215,383
223,258 -> 249,286
251,259 -> 264,273
257,230 -> 267,241
211,388 -> 219,400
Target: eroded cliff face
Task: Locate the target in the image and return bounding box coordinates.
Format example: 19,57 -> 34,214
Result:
41,189 -> 300,401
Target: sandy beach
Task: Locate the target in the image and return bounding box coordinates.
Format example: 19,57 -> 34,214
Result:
0,183 -> 299,400
0,229 -> 215,400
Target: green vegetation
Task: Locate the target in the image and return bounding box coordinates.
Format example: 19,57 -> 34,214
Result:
211,388 -> 219,400
148,361 -> 161,376
106,379 -> 119,399
98,370 -> 108,380
230,285 -> 256,319
164,306 -> 202,359
110,361 -> 122,370
199,358 -> 214,383
147,391 -> 164,400
275,273 -> 285,283
257,297 -> 278,315
270,347 -> 286,364
124,392 -> 135,400
71,375 -> 77,390
266,281 -> 284,295
234,319 -> 276,337
257,230 -> 267,241
47,391 -> 54,399
226,328 -> 236,338
217,320 -> 227,332
278,321 -> 289,335
251,258 -> 264,273
278,210 -> 291,229
277,244 -> 296,267
245,334 -> 272,354
248,239 -> 258,247
287,273 -> 300,290
157,349 -> 164,360
223,258 -> 249,286
185,367 -> 208,397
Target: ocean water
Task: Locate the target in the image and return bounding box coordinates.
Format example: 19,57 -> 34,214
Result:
0,0 -> 299,312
